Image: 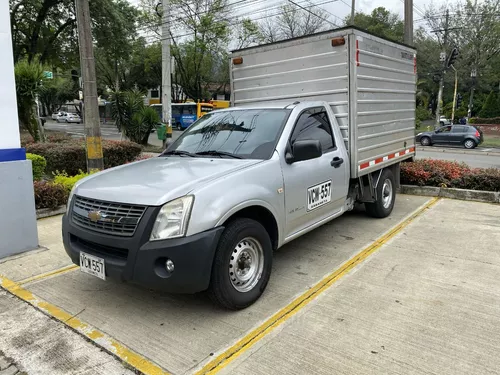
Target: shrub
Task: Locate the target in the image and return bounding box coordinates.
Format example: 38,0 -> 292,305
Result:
33,181 -> 68,210
26,153 -> 47,180
469,117 -> 500,125
401,159 -> 500,192
25,140 -> 142,175
479,91 -> 500,118
53,170 -> 95,193
26,141 -> 87,175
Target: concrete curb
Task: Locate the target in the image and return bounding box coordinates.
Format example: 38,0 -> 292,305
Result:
36,206 -> 66,219
400,185 -> 500,204
416,146 -> 500,156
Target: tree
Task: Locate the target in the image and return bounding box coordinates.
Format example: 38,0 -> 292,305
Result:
347,7 -> 404,42
14,58 -> 46,141
479,90 -> 500,118
110,89 -> 160,145
39,77 -> 77,116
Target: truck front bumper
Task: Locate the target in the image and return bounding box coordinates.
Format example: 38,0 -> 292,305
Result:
62,212 -> 224,294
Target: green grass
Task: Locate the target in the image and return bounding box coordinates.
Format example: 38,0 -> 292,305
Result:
480,134 -> 500,148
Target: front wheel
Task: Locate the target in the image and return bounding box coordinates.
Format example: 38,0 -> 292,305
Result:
365,168 -> 396,218
464,139 -> 476,149
420,136 -> 431,146
208,218 -> 272,310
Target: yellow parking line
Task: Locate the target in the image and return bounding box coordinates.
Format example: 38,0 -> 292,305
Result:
195,197 -> 441,375
18,264 -> 79,285
0,276 -> 170,375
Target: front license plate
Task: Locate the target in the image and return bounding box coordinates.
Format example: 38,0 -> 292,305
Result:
80,252 -> 106,280
307,180 -> 332,211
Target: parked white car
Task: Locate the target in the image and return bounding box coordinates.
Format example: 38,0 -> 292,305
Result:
52,111 -> 67,120
57,113 -> 81,123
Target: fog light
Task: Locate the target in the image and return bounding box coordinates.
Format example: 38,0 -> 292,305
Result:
165,259 -> 175,273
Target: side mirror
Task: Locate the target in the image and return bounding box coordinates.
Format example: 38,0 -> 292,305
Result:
285,140 -> 322,164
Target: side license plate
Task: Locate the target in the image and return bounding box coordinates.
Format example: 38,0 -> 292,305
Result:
307,180 -> 332,211
79,251 -> 106,280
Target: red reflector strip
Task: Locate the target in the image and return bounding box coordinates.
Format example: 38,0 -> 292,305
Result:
358,147 -> 415,171
356,40 -> 360,67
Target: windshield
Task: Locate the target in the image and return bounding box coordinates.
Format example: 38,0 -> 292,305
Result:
164,109 -> 291,159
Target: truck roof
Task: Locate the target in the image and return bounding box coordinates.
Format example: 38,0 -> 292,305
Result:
231,25 -> 416,54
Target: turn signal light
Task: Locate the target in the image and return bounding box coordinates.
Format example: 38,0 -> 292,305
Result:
233,57 -> 243,65
331,37 -> 346,47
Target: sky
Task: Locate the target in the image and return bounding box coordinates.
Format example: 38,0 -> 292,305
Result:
126,0 -> 452,25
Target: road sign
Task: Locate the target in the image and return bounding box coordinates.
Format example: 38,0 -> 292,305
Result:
43,71 -> 53,79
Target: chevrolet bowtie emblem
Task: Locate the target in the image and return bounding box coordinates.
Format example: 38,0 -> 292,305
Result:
87,210 -> 102,222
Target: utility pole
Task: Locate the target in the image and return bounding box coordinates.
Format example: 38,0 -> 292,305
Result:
350,0 -> 355,25
161,0 -> 172,148
435,9 -> 449,129
451,66 -> 458,122
404,0 -> 413,45
75,0 -> 104,171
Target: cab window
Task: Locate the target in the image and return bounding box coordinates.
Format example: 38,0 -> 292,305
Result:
290,107 -> 335,152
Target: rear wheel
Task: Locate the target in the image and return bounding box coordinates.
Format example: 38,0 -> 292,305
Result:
464,139 -> 476,149
208,218 -> 272,310
365,168 -> 396,219
420,136 -> 431,146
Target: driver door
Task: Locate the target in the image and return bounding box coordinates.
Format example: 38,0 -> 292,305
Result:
433,125 -> 452,144
280,107 -> 348,240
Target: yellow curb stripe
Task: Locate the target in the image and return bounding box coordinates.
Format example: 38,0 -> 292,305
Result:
0,276 -> 170,375
18,264 -> 79,285
195,197 -> 441,375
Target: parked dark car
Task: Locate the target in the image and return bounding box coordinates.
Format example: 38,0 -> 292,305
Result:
416,125 -> 484,149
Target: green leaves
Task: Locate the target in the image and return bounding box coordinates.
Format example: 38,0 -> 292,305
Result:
110,89 -> 160,145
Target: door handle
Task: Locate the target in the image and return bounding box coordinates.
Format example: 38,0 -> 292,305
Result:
331,157 -> 344,168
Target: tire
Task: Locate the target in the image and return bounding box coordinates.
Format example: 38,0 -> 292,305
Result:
365,168 -> 396,219
420,136 -> 431,146
208,218 -> 272,310
464,139 -> 476,149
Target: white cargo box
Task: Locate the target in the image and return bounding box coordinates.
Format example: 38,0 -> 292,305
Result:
230,27 -> 417,178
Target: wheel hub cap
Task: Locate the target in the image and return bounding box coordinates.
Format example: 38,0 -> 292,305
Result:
229,237 -> 264,293
382,179 -> 393,209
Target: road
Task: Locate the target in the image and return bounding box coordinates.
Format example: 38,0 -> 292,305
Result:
416,148 -> 500,169
43,119 -> 181,147
45,120 -> 500,168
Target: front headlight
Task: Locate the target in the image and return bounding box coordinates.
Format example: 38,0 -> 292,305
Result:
150,196 -> 194,241
66,188 -> 75,215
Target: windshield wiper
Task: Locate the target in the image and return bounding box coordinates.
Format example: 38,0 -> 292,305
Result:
196,150 -> 243,159
160,150 -> 197,157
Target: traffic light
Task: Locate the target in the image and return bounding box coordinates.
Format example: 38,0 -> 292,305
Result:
456,93 -> 463,108
447,48 -> 459,68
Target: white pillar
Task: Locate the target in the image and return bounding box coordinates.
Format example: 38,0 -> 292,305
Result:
0,0 -> 38,258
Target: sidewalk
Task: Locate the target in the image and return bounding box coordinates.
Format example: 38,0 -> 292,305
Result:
0,196 -> 499,375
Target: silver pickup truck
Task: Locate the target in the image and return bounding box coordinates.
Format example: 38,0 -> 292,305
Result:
62,27 -> 417,309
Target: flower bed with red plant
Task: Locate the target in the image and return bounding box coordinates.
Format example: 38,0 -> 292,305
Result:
401,159 -> 500,192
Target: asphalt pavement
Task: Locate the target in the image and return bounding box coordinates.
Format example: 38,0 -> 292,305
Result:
416,148 -> 500,169
43,119 -> 181,147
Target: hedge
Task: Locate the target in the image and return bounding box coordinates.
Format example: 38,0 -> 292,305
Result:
401,159 -> 500,192
469,117 -> 500,125
21,132 -> 73,146
33,181 -> 68,210
26,153 -> 47,180
26,140 -> 142,175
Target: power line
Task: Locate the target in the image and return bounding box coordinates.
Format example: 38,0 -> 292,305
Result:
142,0 -> 339,41
286,0 -> 339,27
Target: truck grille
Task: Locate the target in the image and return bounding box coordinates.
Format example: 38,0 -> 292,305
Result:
72,195 -> 146,237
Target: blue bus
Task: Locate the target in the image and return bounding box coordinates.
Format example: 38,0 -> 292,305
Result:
150,103 -> 214,130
